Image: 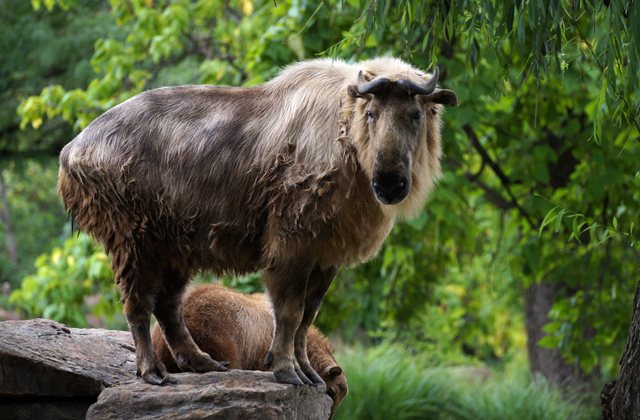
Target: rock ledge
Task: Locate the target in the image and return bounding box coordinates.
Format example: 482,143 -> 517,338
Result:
0,319 -> 331,420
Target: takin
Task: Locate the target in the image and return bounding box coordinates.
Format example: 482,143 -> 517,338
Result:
151,284 -> 348,418
57,57 -> 458,385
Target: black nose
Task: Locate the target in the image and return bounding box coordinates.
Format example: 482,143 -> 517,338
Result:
372,175 -> 409,205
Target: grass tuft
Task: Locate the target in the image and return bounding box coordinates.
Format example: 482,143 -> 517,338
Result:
332,344 -> 600,420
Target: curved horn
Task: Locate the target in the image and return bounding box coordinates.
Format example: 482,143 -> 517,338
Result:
357,70 -> 390,94
397,67 -> 439,95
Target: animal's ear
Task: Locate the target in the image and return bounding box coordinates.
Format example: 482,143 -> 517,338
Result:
424,89 -> 458,107
347,85 -> 371,99
326,366 -> 343,378
347,85 -> 362,98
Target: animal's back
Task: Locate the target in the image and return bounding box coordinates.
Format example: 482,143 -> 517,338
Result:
58,85 -> 262,227
57,60 -> 368,274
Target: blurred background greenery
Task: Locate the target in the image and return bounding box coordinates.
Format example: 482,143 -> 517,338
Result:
2,0 -> 639,417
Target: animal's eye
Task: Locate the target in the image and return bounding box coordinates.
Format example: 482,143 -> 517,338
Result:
367,110 -> 374,121
327,388 -> 336,398
412,111 -> 422,121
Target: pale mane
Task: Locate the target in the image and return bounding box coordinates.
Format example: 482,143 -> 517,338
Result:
246,57 -> 443,220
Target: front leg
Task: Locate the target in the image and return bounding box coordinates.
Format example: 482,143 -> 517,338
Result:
294,265 -> 339,384
263,260 -> 313,385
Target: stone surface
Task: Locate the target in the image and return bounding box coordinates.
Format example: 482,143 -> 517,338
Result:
0,318 -> 136,397
0,399 -> 96,420
86,370 -> 332,420
0,319 -> 332,420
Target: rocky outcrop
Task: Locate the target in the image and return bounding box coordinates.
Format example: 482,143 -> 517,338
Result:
87,370 -> 331,420
0,318 -> 136,420
0,319 -> 331,420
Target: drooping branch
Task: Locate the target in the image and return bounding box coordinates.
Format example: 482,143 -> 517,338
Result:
446,157 -> 514,210
468,177 -> 515,211
463,125 -> 536,228
463,125 -> 512,186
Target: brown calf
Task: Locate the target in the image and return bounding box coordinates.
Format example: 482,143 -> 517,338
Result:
151,284 -> 347,418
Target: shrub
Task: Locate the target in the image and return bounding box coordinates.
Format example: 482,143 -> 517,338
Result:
9,233 -> 122,328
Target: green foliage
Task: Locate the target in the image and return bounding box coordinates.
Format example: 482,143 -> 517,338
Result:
350,0 -> 640,142
17,0 -> 362,131
435,35 -> 639,375
1,0 -> 119,155
0,0 -> 122,293
317,204 -> 525,364
9,233 -> 122,328
333,344 -> 598,420
538,201 -> 638,247
215,272 -> 264,295
0,159 -> 67,288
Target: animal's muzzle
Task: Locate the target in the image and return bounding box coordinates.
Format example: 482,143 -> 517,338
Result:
372,174 -> 409,205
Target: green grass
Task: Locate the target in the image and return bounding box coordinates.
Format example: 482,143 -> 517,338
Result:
454,373 -> 598,420
332,344 -> 600,420
332,345 -> 459,420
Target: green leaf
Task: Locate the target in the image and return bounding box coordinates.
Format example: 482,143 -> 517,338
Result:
516,13 -> 525,48
541,321 -> 562,333
537,335 -> 560,349
483,0 -> 494,26
554,208 -> 566,232
538,207 -> 558,237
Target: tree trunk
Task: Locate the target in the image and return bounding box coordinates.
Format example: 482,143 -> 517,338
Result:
0,169 -> 18,264
523,279 -> 596,390
601,269 -> 640,419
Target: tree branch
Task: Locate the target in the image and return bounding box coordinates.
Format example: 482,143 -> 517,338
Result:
463,125 -> 536,228
445,158 -> 514,210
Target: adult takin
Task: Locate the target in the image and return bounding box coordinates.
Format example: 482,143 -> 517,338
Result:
58,57 -> 458,386
151,284 -> 348,418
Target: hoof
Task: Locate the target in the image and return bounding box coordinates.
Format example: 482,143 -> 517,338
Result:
295,366 -> 313,385
303,367 -> 324,385
139,359 -> 172,385
264,350 -> 274,369
177,355 -> 191,371
273,366 -> 306,386
193,355 -> 228,373
141,371 -> 165,385
176,352 -> 227,373
163,373 -> 178,384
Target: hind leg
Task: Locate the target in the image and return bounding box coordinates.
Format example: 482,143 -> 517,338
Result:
123,290 -> 174,385
153,268 -> 228,374
293,265 -> 339,385
263,260 -> 313,385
